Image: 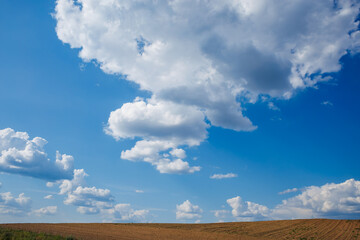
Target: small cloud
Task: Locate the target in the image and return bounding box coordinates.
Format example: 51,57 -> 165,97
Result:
321,101 -> 333,106
270,117 -> 282,121
213,209 -> 229,219
46,182 -> 55,188
195,219 -> 201,223
105,204 -> 149,222
79,63 -> 86,71
33,206 -> 57,216
210,173 -> 237,179
278,188 -> 299,195
268,102 -> 280,111
135,190 -> 144,193
44,195 -> 54,200
176,200 -> 202,220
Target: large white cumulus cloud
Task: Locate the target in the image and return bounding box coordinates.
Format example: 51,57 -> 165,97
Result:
54,0 -> 360,173
0,128 -> 74,181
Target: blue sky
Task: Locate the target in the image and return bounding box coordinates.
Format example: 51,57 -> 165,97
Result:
0,0 -> 360,223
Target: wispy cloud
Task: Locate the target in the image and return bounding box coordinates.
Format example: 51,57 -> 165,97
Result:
210,173 -> 238,179
321,101 -> 334,106
278,188 -> 299,195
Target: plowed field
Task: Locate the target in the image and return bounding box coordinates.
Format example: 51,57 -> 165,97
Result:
2,219 -> 360,240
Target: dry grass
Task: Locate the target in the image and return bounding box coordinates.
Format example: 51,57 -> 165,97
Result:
2,219 -> 360,240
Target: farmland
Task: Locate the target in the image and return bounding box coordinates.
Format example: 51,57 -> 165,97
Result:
1,219 -> 360,240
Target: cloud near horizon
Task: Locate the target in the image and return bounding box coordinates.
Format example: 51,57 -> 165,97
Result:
0,192 -> 31,216
176,200 -> 203,221
54,0 -> 360,173
0,127 -> 149,222
223,179 -> 360,221
33,206 -> 58,216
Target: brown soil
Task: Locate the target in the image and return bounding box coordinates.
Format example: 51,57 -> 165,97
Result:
2,219 -> 360,240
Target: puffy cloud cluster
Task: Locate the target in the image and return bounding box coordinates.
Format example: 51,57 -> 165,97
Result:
54,0 -> 360,173
0,128 -> 148,221
0,192 -> 31,216
210,173 -> 238,179
223,179 -> 360,221
56,167 -> 149,221
0,128 -> 74,181
176,200 -> 202,221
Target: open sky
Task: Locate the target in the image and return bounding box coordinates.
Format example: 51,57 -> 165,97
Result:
0,0 -> 360,223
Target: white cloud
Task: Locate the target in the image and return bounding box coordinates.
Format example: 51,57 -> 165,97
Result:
106,98 -> 208,145
106,204 -> 149,223
44,195 -> 54,200
64,186 -> 114,214
0,192 -> 31,216
210,173 -> 238,179
120,139 -> 200,174
176,200 -> 202,220
106,98 -> 205,173
213,209 -> 229,219
170,148 -> 186,159
322,100 -> 334,106
77,206 -> 99,215
227,196 -> 269,221
135,190 -> 144,193
279,188 -> 299,195
54,0 -> 360,173
54,0 -> 360,144
272,178 -> 360,219
268,102 -> 280,111
0,128 -> 74,181
225,179 -> 360,221
58,168 -> 88,195
33,206 -> 57,216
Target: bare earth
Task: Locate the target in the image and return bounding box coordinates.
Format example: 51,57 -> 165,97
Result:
2,219 -> 360,240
